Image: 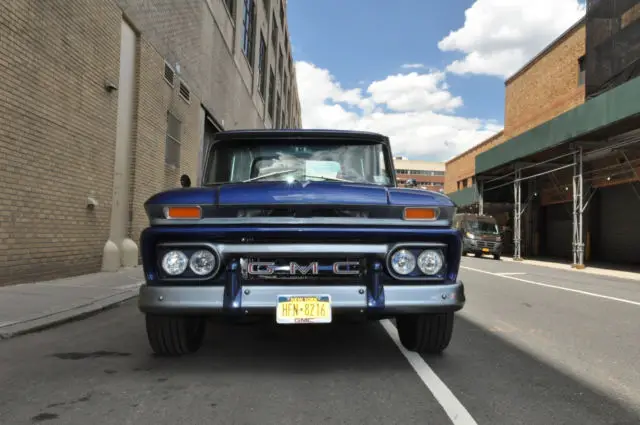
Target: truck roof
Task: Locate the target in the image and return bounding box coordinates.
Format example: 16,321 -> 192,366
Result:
213,129 -> 391,145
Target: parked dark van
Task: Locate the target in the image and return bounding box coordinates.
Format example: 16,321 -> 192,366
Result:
453,213 -> 502,260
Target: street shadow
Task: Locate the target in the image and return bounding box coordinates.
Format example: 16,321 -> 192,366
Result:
130,314 -> 640,424
140,318 -> 412,375
423,315 -> 640,425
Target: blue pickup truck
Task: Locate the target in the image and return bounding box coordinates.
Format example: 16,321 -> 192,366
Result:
137,129 -> 465,356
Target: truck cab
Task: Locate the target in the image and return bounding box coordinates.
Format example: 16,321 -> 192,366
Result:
454,213 -> 502,260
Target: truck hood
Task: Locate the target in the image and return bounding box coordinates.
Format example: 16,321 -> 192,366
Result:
144,181 -> 455,209
217,181 -> 454,207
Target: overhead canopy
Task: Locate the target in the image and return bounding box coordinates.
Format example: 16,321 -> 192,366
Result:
475,75 -> 640,176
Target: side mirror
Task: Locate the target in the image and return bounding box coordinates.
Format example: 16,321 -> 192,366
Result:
180,174 -> 191,188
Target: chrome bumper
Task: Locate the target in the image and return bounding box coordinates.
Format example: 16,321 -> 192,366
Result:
138,281 -> 465,315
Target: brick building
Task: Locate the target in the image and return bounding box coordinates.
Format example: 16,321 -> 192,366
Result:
0,0 -> 302,285
445,19 -> 586,195
445,1 -> 640,268
393,157 -> 445,192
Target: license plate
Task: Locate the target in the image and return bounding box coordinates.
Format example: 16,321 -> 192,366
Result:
276,295 -> 332,324
482,248 -> 489,252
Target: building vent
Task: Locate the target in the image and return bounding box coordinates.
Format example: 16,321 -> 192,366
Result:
164,62 -> 175,86
179,81 -> 191,103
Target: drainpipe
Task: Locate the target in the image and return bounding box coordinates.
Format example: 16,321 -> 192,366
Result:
102,21 -> 139,272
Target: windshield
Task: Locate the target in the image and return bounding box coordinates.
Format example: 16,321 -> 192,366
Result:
203,140 -> 393,185
465,220 -> 499,235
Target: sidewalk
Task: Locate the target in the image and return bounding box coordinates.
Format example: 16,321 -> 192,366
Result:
501,257 -> 640,281
0,266 -> 144,339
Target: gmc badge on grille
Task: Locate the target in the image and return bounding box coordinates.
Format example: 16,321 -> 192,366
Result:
246,261 -> 360,276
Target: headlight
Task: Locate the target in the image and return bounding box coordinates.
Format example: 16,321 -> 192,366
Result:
417,250 -> 444,275
161,250 -> 189,275
189,250 -> 216,276
465,232 -> 475,239
391,249 -> 416,275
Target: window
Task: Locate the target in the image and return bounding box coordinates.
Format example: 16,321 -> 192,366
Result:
223,0 -> 235,17
278,48 -> 284,77
275,93 -> 281,128
203,140 -> 393,186
271,12 -> 278,47
268,68 -> 276,118
258,33 -> 267,98
241,0 -> 256,64
165,112 -> 181,167
280,0 -> 285,23
578,55 -> 585,86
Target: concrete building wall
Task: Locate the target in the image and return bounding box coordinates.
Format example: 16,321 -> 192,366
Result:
0,0 -> 301,286
504,20 -> 586,139
444,131 -> 506,193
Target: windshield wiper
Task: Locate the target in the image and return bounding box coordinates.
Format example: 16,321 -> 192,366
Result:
242,169 -> 297,182
303,175 -> 355,182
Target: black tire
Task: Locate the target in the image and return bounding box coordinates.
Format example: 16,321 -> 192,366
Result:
474,252 -> 482,258
145,314 -> 206,356
493,254 -> 501,260
396,312 -> 454,354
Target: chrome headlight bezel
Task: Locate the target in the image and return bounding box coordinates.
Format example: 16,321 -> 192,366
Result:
157,243 -> 221,280
385,243 -> 448,281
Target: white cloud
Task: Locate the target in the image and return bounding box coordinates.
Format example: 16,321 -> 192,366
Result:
438,0 -> 585,78
295,61 -> 502,161
401,63 -> 426,69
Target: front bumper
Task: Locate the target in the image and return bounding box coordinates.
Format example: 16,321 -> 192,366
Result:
138,281 -> 465,316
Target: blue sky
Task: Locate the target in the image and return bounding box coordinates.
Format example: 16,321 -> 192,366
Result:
286,0 -> 585,162
288,0 -> 504,124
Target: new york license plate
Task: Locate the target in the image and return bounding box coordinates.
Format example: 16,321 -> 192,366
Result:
276,295 -> 332,324
482,248 -> 489,253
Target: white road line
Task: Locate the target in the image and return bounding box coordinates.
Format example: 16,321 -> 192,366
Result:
496,272 -> 527,276
380,319 -> 478,425
461,266 -> 640,307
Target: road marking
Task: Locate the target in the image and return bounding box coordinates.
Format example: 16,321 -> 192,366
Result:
461,266 -> 640,307
496,272 -> 527,276
380,319 -> 478,425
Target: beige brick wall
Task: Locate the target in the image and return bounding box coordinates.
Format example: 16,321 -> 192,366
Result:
504,23 -> 586,139
444,131 -> 506,194
128,39 -> 202,247
0,0 -> 122,285
0,0 -> 302,285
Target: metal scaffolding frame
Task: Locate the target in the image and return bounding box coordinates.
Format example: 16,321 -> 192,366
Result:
513,168 -> 522,260
480,130 -> 640,267
572,148 -> 585,268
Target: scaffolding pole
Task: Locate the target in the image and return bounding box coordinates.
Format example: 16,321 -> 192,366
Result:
513,167 -> 522,261
572,148 -> 585,269
478,180 -> 484,215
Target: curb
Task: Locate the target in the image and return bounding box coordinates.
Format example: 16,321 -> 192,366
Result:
500,257 -> 640,281
0,291 -> 139,340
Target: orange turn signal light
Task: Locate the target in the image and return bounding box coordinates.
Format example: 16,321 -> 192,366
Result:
163,206 -> 202,219
403,207 -> 438,220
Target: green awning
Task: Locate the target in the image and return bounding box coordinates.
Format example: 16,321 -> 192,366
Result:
446,186 -> 478,207
476,76 -> 640,175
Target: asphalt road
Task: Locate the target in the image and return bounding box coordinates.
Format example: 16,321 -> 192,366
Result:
0,257 -> 639,425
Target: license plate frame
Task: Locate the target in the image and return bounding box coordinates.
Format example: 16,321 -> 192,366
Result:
276,295 -> 332,324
